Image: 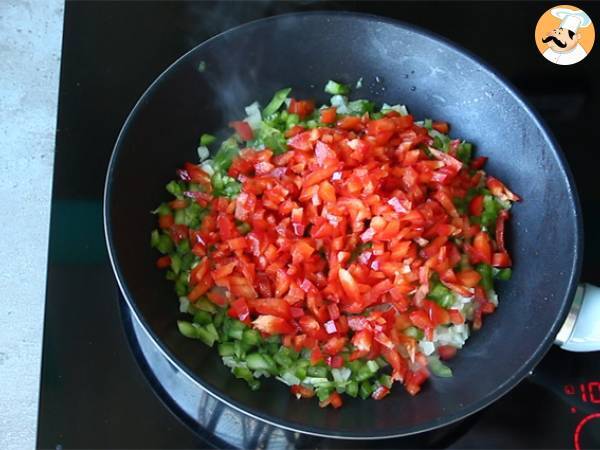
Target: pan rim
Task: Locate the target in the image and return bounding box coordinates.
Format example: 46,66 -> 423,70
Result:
103,10 -> 584,439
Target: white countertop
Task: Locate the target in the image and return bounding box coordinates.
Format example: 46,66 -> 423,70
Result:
0,1 -> 63,449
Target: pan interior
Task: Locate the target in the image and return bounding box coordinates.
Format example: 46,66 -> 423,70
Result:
105,13 -> 581,438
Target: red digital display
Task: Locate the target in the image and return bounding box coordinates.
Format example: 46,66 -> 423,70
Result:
564,382 -> 600,404
574,413 -> 600,450
564,382 -> 600,449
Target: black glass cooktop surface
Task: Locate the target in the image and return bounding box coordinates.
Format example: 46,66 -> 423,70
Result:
38,1 -> 600,449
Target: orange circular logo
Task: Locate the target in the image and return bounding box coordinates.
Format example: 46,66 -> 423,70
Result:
535,5 -> 595,65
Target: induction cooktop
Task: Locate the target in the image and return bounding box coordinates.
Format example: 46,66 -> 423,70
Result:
38,1 -> 600,449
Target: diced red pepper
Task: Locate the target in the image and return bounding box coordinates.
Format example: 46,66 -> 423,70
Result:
431,121 -> 449,134
229,120 -> 254,141
156,255 -> 171,269
154,100 -> 520,408
469,195 -> 484,217
229,298 -> 250,321
438,345 -> 457,360
291,384 -> 315,398
372,385 -> 390,400
252,315 -> 295,335
320,107 -> 337,124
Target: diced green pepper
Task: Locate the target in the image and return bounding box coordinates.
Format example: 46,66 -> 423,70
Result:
175,202 -> 205,228
228,320 -> 247,340
476,263 -> 494,291
265,335 -> 281,345
242,328 -> 261,347
428,128 -> 451,152
324,80 -> 350,95
262,354 -> 277,373
495,268 -> 512,281
346,380 -> 359,398
170,254 -> 182,275
177,320 -> 197,339
286,113 -> 300,128
316,385 -> 334,402
218,342 -> 235,357
150,229 -> 160,248
274,352 -> 293,368
429,282 -> 454,307
366,360 -> 379,373
176,239 -> 190,254
200,133 -> 216,146
457,141 -> 473,163
404,326 -> 424,340
193,310 -> 212,325
307,365 -> 328,378
355,364 -> 376,382
156,234 -> 173,255
165,270 -> 177,281
359,380 -> 374,399
174,208 -> 186,225
213,137 -> 240,172
428,356 -> 453,377
213,307 -> 225,328
278,346 -> 298,361
256,122 -> 287,155
180,254 -> 195,273
347,99 -> 374,115
347,360 -> 361,374
166,180 -> 184,199
375,356 -> 388,368
378,374 -> 393,389
152,203 -> 172,216
212,172 -> 241,198
262,88 -> 292,117
233,340 -> 245,359
174,276 -> 188,297
481,195 -> 501,228
232,366 -> 260,390
246,353 -> 273,371
205,322 -> 218,338
195,298 -> 216,314
293,359 -> 310,380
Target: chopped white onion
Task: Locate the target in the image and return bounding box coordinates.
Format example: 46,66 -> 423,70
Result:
244,101 -> 262,130
178,297 -> 190,313
331,367 -> 352,383
488,289 -> 499,306
434,324 -> 470,348
253,370 -> 271,378
419,340 -> 436,356
221,356 -> 247,369
277,372 -> 301,386
381,103 -> 408,116
197,145 -> 209,161
200,160 -> 215,176
330,95 -> 350,114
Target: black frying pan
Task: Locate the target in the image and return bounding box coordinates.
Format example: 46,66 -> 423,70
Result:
104,12 -> 582,439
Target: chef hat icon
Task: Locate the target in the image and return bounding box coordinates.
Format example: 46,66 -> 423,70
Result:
551,7 -> 592,33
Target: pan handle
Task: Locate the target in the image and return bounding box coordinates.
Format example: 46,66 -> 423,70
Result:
556,284 -> 600,352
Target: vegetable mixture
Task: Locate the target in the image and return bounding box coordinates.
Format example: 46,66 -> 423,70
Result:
151,81 -> 520,408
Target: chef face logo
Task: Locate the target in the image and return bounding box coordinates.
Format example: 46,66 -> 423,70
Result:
535,5 -> 595,65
